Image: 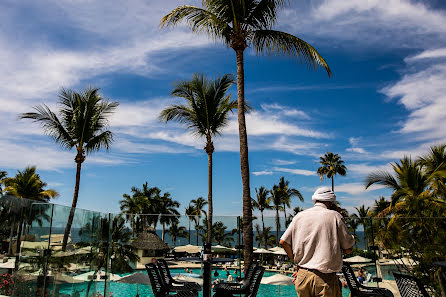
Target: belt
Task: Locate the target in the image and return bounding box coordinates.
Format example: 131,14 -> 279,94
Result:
298,267 -> 336,275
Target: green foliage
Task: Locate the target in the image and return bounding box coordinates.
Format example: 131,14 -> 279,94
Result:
366,145 -> 446,296
167,222 -> 188,247
317,152 -> 347,190
120,181 -> 180,235
199,218 -> 234,246
160,0 -> 331,75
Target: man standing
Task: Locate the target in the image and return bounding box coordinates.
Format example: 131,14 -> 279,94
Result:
280,187 -> 355,297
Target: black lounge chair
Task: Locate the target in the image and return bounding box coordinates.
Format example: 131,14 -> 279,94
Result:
157,258 -> 201,292
213,261 -> 259,291
145,263 -> 196,297
213,265 -> 265,297
393,272 -> 430,297
342,262 -> 394,297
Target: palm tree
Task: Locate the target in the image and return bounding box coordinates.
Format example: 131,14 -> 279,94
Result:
167,222 -> 188,247
276,177 -> 303,226
286,206 -> 304,226
270,185 -> 283,246
3,166 -> 59,256
120,192 -> 144,237
212,221 -> 235,246
190,197 -> 208,245
20,87 -> 118,250
346,213 -> 360,247
185,204 -> 196,244
354,205 -> 371,247
252,187 -> 271,247
0,171 -> 7,196
160,73 -> 236,244
161,0 -> 331,267
158,192 -> 181,241
417,144 -> 446,199
254,224 -> 276,249
317,152 -> 347,191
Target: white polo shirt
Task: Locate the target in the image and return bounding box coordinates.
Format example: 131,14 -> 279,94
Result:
280,203 -> 355,273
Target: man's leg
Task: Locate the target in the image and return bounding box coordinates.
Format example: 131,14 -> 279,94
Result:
294,269 -> 314,297
314,273 -> 342,297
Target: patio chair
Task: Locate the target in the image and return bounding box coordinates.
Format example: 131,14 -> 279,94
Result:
213,261 -> 258,291
156,259 -> 201,292
213,265 -> 265,297
342,262 -> 394,297
145,263 -> 196,297
393,272 -> 430,297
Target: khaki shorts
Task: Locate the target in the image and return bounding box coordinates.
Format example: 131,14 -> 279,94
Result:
294,268 -> 341,297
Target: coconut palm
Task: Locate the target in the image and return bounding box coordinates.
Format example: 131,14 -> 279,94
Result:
285,206 -> 303,226
20,87 -> 118,250
158,192 -> 181,241
190,197 -> 208,245
3,166 -> 59,256
270,185 -> 283,246
161,0 -> 332,267
417,144 -> 446,198
317,152 -> 347,191
254,224 -> 276,249
160,73 -> 236,244
276,177 -> 303,226
355,205 -> 371,247
185,204 -> 196,244
252,186 -> 271,247
167,222 -> 188,247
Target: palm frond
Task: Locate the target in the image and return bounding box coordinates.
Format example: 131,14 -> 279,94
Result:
20,105 -> 73,149
365,171 -> 399,189
160,5 -> 232,45
246,0 -> 288,30
251,29 -> 331,76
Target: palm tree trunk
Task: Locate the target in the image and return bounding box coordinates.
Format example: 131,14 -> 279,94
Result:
283,203 -> 287,227
162,223 -> 165,241
235,48 -> 253,273
62,155 -> 83,251
261,210 -> 265,248
206,147 -> 213,244
275,208 -> 280,246
8,218 -> 15,256
332,177 -> 334,191
196,223 -> 199,245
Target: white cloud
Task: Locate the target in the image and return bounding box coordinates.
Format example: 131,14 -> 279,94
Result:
260,103 -> 310,119
273,159 -> 297,166
252,170 -> 274,176
273,167 -> 316,176
335,182 -> 385,195
346,137 -> 367,154
348,163 -> 391,176
406,47 -> 446,61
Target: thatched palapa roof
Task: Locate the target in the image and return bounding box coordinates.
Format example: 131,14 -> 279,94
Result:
131,228 -> 169,251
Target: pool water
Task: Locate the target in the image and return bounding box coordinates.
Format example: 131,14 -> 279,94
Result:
58,268 -> 351,297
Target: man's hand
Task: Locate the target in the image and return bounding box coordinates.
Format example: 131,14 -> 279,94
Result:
291,271 -> 298,284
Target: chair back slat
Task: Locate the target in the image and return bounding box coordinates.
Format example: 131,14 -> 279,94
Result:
146,263 -> 167,297
342,262 -> 361,291
242,262 -> 259,287
246,266 -> 265,297
394,272 -> 430,297
157,259 -> 173,286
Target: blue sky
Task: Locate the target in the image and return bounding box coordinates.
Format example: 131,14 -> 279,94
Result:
2,0 -> 446,216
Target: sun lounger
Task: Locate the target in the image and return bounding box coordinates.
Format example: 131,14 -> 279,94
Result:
393,272 -> 430,297
342,262 -> 394,297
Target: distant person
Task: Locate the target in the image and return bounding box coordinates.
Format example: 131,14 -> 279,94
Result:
214,270 -> 219,277
280,187 -> 355,297
357,267 -> 366,284
227,273 -> 233,282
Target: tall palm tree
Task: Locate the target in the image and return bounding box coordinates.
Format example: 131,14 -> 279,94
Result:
276,177 -> 303,226
3,166 -> 59,256
20,87 -> 118,250
252,186 -> 271,247
158,192 -> 181,241
167,222 -> 188,247
160,73 -> 236,244
254,224 -> 276,249
270,185 -> 283,246
190,197 -> 208,245
185,204 -> 196,244
317,152 -> 347,191
354,205 -> 371,247
417,144 -> 446,199
161,0 -> 331,268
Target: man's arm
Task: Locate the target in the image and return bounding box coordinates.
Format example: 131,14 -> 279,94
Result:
279,239 -> 294,260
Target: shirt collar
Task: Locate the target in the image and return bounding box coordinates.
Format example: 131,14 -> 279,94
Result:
314,202 -> 328,209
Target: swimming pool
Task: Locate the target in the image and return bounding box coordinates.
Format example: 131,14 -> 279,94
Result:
57,268 -> 351,297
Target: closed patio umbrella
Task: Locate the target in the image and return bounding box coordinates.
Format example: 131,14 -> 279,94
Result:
261,274 -> 293,286
344,256 -> 372,263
